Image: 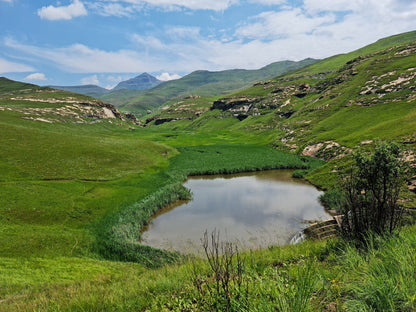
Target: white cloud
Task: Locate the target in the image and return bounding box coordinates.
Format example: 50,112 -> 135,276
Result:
0,0 -> 13,3
5,0 -> 416,76
131,34 -> 165,50
156,73 -> 181,81
303,0 -> 362,13
81,74 -> 99,85
236,9 -> 336,39
247,0 -> 286,5
88,2 -> 140,17
0,57 -> 34,74
5,38 -> 157,73
107,75 -> 124,82
25,73 -> 47,81
97,0 -> 238,11
105,75 -> 126,89
166,26 -> 200,39
38,0 -> 87,21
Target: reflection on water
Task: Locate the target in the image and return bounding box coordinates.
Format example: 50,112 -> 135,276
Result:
141,170 -> 330,253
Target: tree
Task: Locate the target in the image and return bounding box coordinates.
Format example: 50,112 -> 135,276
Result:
340,142 -> 405,242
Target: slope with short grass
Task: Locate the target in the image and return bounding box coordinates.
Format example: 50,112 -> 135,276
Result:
1,31 -> 416,311
105,58 -> 317,115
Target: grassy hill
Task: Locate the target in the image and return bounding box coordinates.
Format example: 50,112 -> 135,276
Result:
0,76 -> 320,309
1,31 -> 416,311
49,84 -> 110,97
103,58 -> 317,115
148,31 -> 416,195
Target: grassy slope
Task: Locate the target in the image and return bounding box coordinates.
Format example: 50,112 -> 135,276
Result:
0,78 -> 320,309
49,84 -> 110,97
1,31 -> 416,311
103,59 -> 317,115
156,31 -> 416,195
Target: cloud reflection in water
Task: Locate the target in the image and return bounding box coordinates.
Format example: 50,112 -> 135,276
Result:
141,170 -> 330,253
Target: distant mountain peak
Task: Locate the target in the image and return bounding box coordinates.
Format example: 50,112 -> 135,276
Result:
112,73 -> 162,91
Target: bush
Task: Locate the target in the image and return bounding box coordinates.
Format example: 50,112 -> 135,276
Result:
340,142 -> 406,243
318,189 -> 343,212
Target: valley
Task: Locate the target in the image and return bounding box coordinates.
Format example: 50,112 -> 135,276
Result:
1,31 -> 416,311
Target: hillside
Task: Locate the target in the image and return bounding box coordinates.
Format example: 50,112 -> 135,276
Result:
148,31 -> 416,196
1,31 -> 416,311
110,58 -> 317,115
0,77 -> 137,126
50,73 -> 161,99
49,84 -> 110,97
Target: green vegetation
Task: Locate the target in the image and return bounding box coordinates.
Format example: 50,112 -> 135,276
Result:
49,84 -> 110,97
92,144 -> 318,268
99,59 -> 317,115
339,142 -> 406,243
1,31 -> 416,311
2,226 -> 416,311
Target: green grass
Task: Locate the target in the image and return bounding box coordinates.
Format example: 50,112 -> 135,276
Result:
1,31 -> 416,311
3,226 -> 416,311
99,59 -> 317,114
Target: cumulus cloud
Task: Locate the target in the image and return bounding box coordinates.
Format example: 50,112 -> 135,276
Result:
0,57 -> 34,74
25,73 -> 47,81
5,38 -> 156,73
38,0 -> 87,21
236,9 -> 336,39
81,74 -> 99,85
156,73 -> 182,81
5,1 -> 416,76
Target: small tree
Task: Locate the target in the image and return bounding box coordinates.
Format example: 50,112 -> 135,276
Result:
340,142 -> 405,242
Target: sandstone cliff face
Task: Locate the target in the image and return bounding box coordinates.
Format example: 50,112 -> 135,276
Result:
1,87 -> 130,125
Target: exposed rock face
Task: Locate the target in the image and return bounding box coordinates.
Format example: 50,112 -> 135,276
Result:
7,92 -> 125,124
301,143 -> 325,157
211,97 -> 258,111
184,95 -> 201,99
80,102 -> 123,119
293,83 -> 311,98
154,118 -> 175,125
145,116 -> 191,126
125,112 -> 140,125
301,141 -> 352,161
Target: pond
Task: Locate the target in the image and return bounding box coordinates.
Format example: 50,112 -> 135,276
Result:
141,170 -> 331,253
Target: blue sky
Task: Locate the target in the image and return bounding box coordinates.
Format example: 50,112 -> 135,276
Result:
1,0 -> 415,89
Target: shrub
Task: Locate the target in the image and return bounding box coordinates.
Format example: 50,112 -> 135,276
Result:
340,142 -> 406,243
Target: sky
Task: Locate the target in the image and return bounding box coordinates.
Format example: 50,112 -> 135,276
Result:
0,0 -> 415,89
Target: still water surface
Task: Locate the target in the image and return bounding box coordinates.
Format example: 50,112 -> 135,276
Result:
141,170 -> 331,253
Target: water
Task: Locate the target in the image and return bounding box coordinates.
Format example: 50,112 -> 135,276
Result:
141,170 -> 331,253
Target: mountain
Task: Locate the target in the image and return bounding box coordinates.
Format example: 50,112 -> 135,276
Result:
112,73 -> 162,91
49,84 -> 110,97
2,31 -> 416,310
147,31 -> 416,192
50,73 -> 161,99
108,58 -> 318,114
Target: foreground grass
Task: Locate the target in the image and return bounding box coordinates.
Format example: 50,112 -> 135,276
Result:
2,225 -> 416,311
0,96 -> 325,308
